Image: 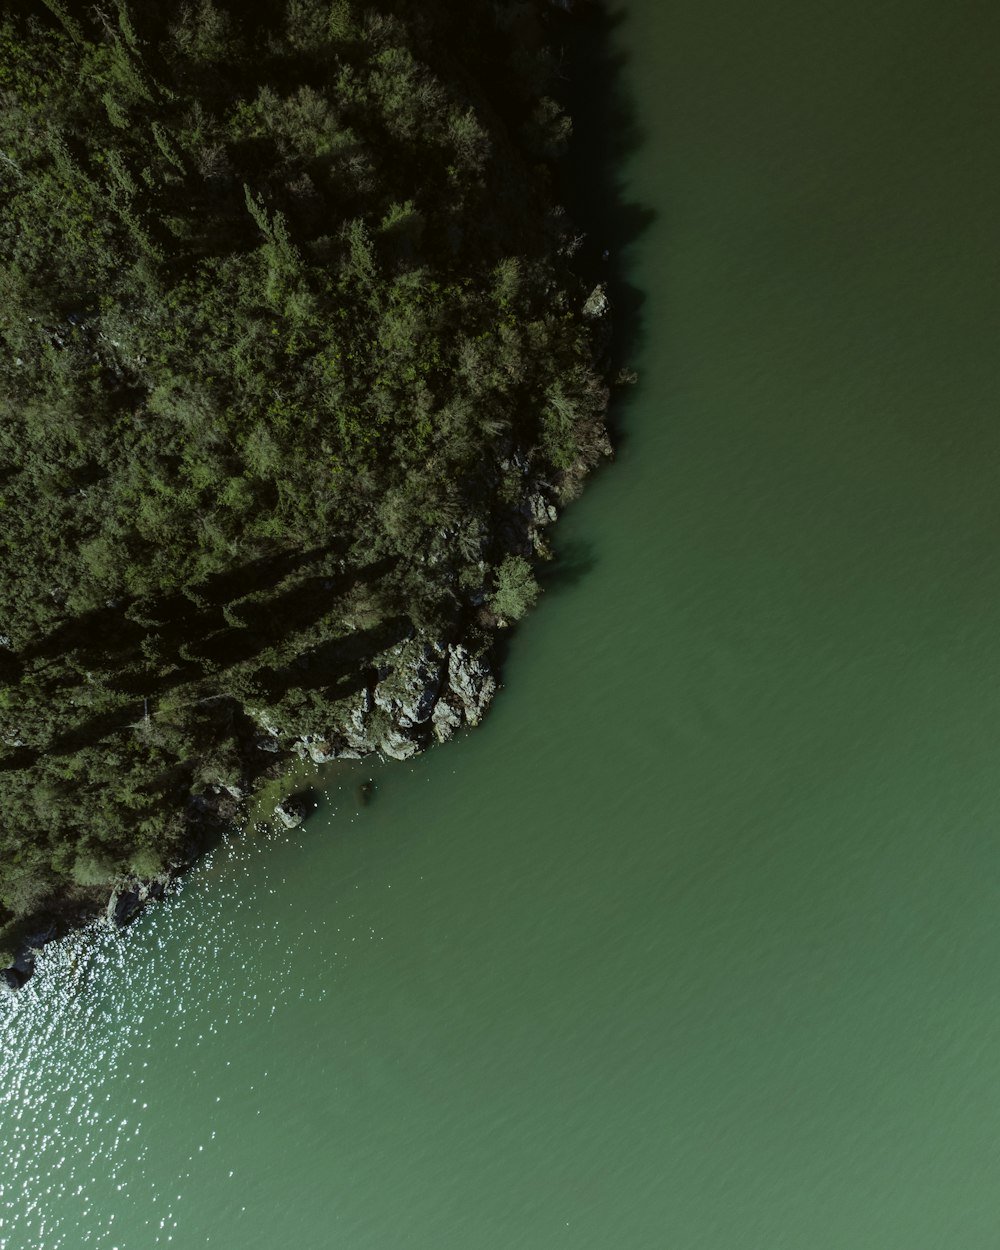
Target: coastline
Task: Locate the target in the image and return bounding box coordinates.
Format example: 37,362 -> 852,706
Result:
2,362 -> 613,993
0,0 -> 624,993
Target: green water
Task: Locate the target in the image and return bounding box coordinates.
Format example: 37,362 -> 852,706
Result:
5,3 -> 1000,1246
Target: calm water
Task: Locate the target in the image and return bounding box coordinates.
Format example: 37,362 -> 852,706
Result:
5,3 -> 1000,1246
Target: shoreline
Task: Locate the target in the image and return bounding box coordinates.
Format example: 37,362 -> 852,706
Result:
0,0 -> 635,995
2,403 -> 614,993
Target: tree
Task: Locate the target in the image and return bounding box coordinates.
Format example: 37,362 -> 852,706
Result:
489,555 -> 539,622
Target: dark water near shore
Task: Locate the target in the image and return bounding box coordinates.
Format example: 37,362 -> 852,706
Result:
5,3 -> 1000,1247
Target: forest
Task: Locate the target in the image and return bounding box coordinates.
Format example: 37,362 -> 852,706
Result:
0,0 -> 609,962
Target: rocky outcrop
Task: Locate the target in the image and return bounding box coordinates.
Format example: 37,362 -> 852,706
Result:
379,727 -> 420,761
373,640 -> 445,729
446,645 -> 497,727
431,697 -> 462,742
276,635 -> 498,768
582,282 -> 610,319
1,461 -> 560,992
0,941 -> 42,992
106,872 -> 172,928
273,796 -> 307,829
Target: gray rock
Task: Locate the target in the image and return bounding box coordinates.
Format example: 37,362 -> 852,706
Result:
447,646 -> 497,727
374,641 -> 445,728
305,738 -> 339,765
582,283 -> 610,319
290,734 -> 337,765
431,699 -> 463,743
380,728 -> 419,761
274,797 -> 306,829
527,492 -> 558,527
344,695 -> 375,753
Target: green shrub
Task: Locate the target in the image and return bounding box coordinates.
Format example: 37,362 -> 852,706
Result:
489,555 -> 539,622
71,853 -> 117,888
129,848 -> 165,878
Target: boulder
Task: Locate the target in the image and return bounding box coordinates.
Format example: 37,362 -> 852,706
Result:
273,796 -> 306,829
582,283 -> 610,319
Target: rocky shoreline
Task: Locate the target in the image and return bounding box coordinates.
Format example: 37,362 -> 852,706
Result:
1,398 -> 610,995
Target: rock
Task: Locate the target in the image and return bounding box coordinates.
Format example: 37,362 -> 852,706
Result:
380,727 -> 419,761
0,928 -> 56,990
7,950 -> 35,986
527,492 -> 549,526
582,283 -> 610,319
107,884 -> 143,927
106,874 -> 172,928
447,645 -> 497,727
291,734 -> 342,765
431,698 -> 463,742
373,641 -> 445,728
256,735 -> 280,753
273,796 -> 306,829
527,492 -> 558,527
305,738 -> 338,764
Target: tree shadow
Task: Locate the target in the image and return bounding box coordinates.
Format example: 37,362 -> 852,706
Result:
257,613 -> 412,698
23,544 -> 387,702
536,535 -> 597,594
552,2 -> 653,452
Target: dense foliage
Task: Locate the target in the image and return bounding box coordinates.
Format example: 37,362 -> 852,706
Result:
0,0 -> 608,955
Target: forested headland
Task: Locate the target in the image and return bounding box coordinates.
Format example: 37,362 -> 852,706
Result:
0,0 -> 610,972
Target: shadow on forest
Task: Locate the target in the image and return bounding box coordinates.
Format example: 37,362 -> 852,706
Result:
7,549 -> 410,760
555,2 -> 653,439
256,613 -> 412,699
529,1 -> 651,612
